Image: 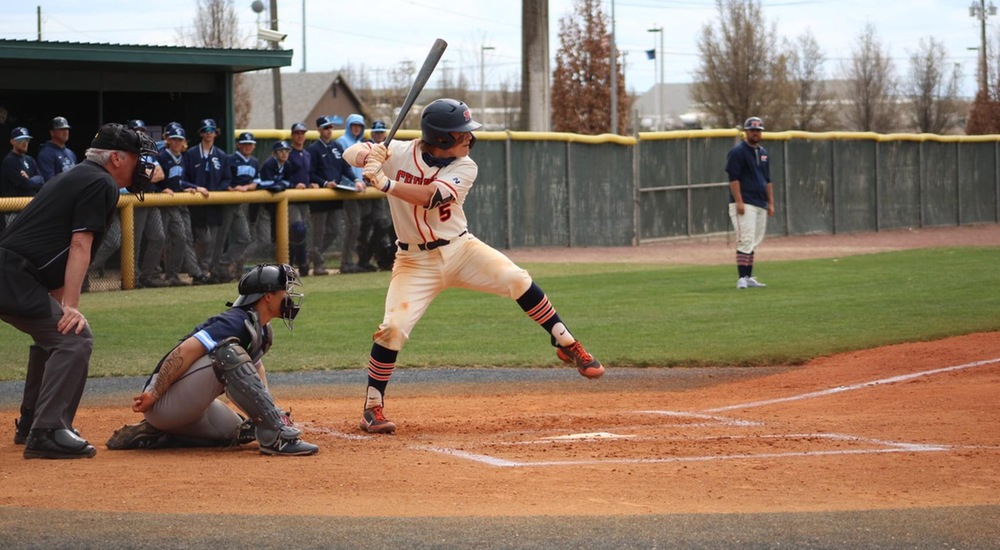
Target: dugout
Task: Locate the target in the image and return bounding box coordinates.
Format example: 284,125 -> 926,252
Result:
0,39 -> 291,159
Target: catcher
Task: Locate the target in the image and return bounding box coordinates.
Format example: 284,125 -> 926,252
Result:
106,263 -> 318,456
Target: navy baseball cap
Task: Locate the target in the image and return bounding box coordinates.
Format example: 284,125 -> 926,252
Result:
291,122 -> 308,132
237,131 -> 256,144
128,119 -> 147,132
51,116 -> 71,130
316,115 -> 337,129
199,118 -> 218,133
10,127 -> 32,140
371,120 -> 388,133
272,140 -> 291,152
165,123 -> 186,139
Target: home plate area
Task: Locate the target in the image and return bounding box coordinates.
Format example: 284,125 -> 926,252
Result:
404,409 -> 952,468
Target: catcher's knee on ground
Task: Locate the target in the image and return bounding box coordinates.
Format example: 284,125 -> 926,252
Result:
210,337 -> 300,447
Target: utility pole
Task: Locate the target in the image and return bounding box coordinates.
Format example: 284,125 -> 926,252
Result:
970,0 -> 997,96
610,0 -> 618,134
647,26 -> 663,130
481,45 -> 495,125
269,0 -> 283,129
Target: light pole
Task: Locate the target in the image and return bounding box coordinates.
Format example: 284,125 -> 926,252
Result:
480,45 -> 495,127
970,0 -> 997,96
610,0 -> 618,134
647,26 -> 663,130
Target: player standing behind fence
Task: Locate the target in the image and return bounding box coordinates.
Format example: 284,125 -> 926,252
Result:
343,98 -> 604,434
726,117 -> 775,289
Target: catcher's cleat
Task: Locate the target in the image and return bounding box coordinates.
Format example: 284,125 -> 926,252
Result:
746,276 -> 766,288
259,436 -> 319,456
14,416 -> 31,445
557,340 -> 605,379
106,420 -> 173,450
360,405 -> 396,434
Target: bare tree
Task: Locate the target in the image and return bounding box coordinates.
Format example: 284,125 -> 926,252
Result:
904,37 -> 963,134
787,32 -> 832,131
840,24 -> 899,132
691,0 -> 795,129
551,0 -> 629,134
179,0 -> 252,128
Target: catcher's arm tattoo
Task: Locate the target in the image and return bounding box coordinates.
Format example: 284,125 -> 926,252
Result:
133,337 -> 206,412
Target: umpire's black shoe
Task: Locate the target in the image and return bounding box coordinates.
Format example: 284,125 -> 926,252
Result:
14,416 -> 32,445
24,428 -> 97,459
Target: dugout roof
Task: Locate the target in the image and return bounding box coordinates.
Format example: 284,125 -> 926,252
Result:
0,39 -> 292,155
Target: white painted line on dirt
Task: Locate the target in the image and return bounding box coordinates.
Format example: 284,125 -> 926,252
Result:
703,357 -> 1000,413
413,444 -> 952,468
412,446 -> 523,467
300,423 -> 375,440
539,432 -> 636,441
635,410 -> 764,426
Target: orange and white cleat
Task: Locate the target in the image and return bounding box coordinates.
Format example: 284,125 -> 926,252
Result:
360,405 -> 397,434
556,340 -> 605,379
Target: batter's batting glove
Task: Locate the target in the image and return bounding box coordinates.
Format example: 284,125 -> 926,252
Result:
363,158 -> 393,193
365,143 -> 391,164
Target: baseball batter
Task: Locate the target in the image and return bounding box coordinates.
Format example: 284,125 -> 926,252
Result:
726,116 -> 775,289
343,98 -> 603,434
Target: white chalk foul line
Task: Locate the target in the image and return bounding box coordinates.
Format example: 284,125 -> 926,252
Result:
703,357 -> 1000,413
634,410 -> 763,426
412,431 -> 952,468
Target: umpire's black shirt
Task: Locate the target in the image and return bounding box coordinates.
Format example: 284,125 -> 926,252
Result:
0,160 -> 118,291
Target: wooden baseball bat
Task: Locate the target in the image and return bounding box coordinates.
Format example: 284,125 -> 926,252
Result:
384,38 -> 448,145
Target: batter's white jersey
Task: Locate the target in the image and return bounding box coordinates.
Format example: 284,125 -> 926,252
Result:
382,139 -> 475,245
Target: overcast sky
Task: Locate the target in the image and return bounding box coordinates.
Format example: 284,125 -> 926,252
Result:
1,0 -> 989,99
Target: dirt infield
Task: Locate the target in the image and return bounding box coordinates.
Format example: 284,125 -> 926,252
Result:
0,225 -> 998,547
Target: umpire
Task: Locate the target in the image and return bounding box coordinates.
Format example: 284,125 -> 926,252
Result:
0,122 -> 157,459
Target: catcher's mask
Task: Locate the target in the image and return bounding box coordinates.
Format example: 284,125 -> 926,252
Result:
229,264 -> 304,330
89,123 -> 158,201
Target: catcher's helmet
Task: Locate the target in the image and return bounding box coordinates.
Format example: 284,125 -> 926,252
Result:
231,264 -> 304,328
420,98 -> 482,149
743,117 -> 765,131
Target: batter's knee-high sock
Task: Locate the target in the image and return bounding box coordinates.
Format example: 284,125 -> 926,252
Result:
365,343 -> 397,409
516,282 -> 575,347
737,251 -> 752,278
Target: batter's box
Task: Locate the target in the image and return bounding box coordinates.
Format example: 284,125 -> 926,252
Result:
412,431 -> 953,468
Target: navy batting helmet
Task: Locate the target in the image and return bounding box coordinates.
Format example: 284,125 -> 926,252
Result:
743,117 -> 765,131
420,98 -> 482,149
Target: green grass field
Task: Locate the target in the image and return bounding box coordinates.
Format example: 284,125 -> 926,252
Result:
0,247 -> 997,381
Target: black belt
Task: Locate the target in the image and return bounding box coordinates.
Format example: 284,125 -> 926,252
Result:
398,231 -> 467,251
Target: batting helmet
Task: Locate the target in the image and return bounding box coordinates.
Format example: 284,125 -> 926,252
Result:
743,117 -> 765,131
420,98 -> 482,149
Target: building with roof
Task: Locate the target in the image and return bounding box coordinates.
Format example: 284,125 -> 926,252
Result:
241,71 -> 368,130
0,39 -> 291,158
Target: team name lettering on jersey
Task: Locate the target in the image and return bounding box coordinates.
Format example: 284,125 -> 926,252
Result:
395,170 -> 436,185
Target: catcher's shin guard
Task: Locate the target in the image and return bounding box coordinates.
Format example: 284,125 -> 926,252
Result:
210,337 -> 301,446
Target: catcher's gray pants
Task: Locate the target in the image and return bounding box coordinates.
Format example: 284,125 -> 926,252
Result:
1,296 -> 93,431
163,206 -> 204,279
142,355 -> 243,441
133,207 -> 165,280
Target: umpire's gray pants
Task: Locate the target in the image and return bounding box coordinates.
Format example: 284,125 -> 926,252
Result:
142,355 -> 243,441
1,297 -> 93,431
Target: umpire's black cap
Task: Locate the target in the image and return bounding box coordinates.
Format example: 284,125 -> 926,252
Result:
90,123 -> 143,153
